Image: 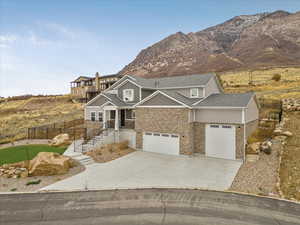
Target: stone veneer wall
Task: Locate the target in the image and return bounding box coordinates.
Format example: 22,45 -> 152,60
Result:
135,108 -> 194,155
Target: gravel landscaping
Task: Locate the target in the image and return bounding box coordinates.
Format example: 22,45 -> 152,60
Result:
229,140 -> 282,197
0,163 -> 85,192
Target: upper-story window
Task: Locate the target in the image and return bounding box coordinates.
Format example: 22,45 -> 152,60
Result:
91,112 -> 96,121
123,89 -> 134,102
190,88 -> 199,98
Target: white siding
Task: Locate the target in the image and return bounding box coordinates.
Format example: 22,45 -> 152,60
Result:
245,97 -> 259,123
195,108 -> 243,124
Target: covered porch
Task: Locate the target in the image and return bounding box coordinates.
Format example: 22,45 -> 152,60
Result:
102,105 -> 135,130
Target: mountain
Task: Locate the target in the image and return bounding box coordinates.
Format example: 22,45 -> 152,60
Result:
119,10 -> 300,77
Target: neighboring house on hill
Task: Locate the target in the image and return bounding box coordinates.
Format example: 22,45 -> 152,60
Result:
70,72 -> 120,101
85,73 -> 259,161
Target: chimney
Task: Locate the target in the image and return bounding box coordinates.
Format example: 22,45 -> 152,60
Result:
95,72 -> 100,91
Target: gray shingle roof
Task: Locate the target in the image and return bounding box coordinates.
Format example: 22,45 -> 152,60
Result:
128,73 -> 215,89
160,90 -> 203,107
193,92 -> 255,108
102,93 -> 135,107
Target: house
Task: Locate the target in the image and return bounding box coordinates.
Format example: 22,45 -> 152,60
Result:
70,72 -> 120,101
84,73 -> 259,161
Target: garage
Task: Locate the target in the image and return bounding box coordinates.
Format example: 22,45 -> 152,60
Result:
143,132 -> 180,155
205,124 -> 236,160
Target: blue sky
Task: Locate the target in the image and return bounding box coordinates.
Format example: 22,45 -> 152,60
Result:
0,0 -> 299,97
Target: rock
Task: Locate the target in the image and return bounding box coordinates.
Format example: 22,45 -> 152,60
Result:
20,170 -> 29,178
246,154 -> 259,162
260,141 -> 272,154
248,142 -> 260,154
273,129 -> 283,136
282,131 -> 293,137
50,133 -> 70,146
29,152 -> 74,176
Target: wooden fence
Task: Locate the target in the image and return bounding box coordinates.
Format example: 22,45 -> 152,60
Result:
27,119 -> 85,139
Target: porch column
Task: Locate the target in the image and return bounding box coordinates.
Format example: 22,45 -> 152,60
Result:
103,110 -> 106,129
115,109 -> 119,131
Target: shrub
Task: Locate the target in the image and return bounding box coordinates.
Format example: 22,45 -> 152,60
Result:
26,180 -> 41,186
272,74 -> 281,81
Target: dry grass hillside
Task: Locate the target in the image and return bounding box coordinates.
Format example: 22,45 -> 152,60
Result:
219,67 -> 300,100
0,95 -> 83,144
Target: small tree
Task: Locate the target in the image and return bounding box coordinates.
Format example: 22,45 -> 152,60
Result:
272,74 -> 281,82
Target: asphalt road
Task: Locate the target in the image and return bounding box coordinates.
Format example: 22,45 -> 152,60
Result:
1,189 -> 300,225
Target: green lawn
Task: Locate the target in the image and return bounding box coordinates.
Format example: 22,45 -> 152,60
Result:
0,145 -> 67,166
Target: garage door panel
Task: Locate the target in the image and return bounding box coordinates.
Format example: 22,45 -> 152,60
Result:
143,133 -> 179,155
205,124 -> 236,160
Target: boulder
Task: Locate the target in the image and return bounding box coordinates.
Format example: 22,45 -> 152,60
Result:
29,152 -> 74,176
282,131 -> 293,137
260,141 -> 272,155
50,133 -> 70,146
273,129 -> 283,136
247,142 -> 260,154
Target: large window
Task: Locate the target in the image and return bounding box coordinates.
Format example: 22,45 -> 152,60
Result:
123,89 -> 134,102
190,88 -> 199,98
98,112 -> 103,122
91,112 -> 96,121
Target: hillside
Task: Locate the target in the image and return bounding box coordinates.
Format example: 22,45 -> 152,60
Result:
119,10 -> 300,77
0,95 -> 83,144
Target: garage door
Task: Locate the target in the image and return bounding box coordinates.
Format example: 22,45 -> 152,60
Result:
205,124 -> 236,160
143,132 -> 180,155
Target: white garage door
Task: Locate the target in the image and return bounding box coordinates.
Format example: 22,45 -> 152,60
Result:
205,124 -> 236,160
143,132 -> 180,155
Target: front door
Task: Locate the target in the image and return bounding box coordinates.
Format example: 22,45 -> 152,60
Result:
120,109 -> 125,127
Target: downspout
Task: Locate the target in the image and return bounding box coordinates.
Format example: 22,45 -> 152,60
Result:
242,108 -> 246,163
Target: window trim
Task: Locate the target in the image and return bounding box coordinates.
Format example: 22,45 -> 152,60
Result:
98,112 -> 103,122
123,89 -> 134,102
90,111 -> 96,121
190,88 -> 199,98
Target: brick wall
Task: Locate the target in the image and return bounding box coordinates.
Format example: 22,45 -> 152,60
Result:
135,108 -> 193,155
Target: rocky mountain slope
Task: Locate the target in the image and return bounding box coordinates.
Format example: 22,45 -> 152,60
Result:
119,10 -> 300,77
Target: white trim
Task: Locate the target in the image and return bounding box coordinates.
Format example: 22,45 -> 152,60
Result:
136,105 -> 186,108
85,93 -> 110,106
134,90 -> 191,108
103,75 -> 133,92
154,85 -> 205,90
123,89 -> 134,102
190,88 -> 199,98
100,101 -> 117,107
111,78 -> 142,91
139,87 -> 142,101
90,111 -> 96,121
194,106 -> 246,109
192,95 -> 210,106
203,88 -> 206,97
242,108 -> 246,124
243,120 -> 246,163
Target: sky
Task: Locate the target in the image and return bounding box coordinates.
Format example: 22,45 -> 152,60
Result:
0,0 -> 300,97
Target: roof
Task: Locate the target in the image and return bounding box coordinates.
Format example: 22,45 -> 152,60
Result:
126,73 -> 215,89
193,92 -> 255,108
160,90 -> 203,107
71,76 -> 93,82
101,93 -> 133,107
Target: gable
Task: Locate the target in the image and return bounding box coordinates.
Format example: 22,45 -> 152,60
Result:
117,80 -> 140,103
139,92 -> 182,106
205,77 -> 221,96
86,95 -> 109,106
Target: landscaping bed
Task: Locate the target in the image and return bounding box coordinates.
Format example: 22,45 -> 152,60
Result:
85,141 -> 135,163
279,111 -> 300,201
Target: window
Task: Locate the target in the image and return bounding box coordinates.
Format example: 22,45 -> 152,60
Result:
91,112 -> 96,121
210,125 -> 219,128
190,88 -> 199,98
123,89 -> 134,102
110,110 -> 116,120
132,110 -> 136,119
98,112 -> 103,122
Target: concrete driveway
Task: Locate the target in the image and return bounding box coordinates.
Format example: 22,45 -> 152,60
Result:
41,151 -> 242,191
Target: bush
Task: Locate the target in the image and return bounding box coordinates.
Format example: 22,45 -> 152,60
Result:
26,180 -> 41,186
272,74 -> 281,81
